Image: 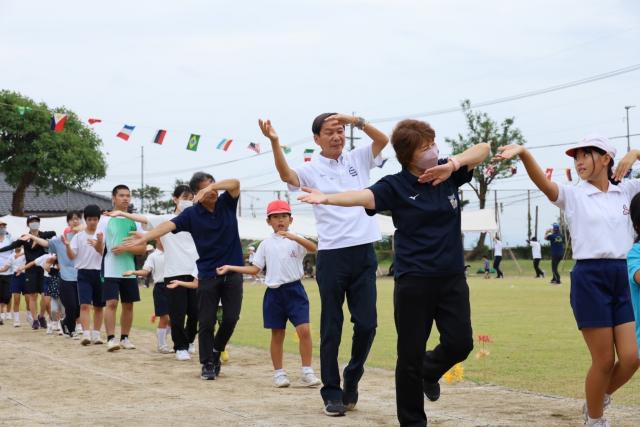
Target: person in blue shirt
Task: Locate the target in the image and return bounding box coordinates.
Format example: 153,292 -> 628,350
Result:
123,171 -> 243,381
299,119 -> 490,427
626,193 -> 640,358
545,223 -> 564,284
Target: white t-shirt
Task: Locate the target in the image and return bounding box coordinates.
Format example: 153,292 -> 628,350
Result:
494,240 -> 503,257
143,249 -> 165,284
252,232 -> 307,288
70,230 -> 104,270
7,253 -> 25,274
552,180 -> 640,259
0,235 -> 14,276
530,241 -> 542,259
289,144 -> 382,250
145,214 -> 198,278
34,254 -> 55,277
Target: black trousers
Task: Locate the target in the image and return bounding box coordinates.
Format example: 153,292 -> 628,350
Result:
551,256 -> 562,282
197,272 -> 243,364
59,280 -> 79,334
316,243 -> 377,403
493,256 -> 503,278
533,258 -> 544,277
165,275 -> 198,351
394,274 -> 474,427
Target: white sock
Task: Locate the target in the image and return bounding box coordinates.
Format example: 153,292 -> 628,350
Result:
76,323 -> 83,333
274,368 -> 286,377
156,328 -> 166,347
165,327 -> 171,340
83,330 -> 91,339
13,312 -> 19,321
587,416 -> 604,426
301,366 -> 314,374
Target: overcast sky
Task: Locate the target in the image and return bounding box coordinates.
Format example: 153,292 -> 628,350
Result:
1,0 -> 639,247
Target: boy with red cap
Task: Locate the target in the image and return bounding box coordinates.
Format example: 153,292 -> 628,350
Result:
218,200 -> 321,388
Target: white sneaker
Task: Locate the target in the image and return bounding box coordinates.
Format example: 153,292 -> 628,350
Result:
274,373 -> 290,388
92,331 -> 103,345
75,324 -> 83,334
188,342 -> 196,354
300,371 -> 321,387
46,323 -> 53,335
120,338 -> 136,350
158,344 -> 173,354
107,338 -> 121,352
13,314 -> 20,328
582,395 -> 612,423
81,332 -> 92,346
72,331 -> 81,340
175,349 -> 191,361
586,418 -> 611,427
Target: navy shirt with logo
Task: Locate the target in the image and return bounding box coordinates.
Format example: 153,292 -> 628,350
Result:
545,232 -> 564,258
170,191 -> 243,279
366,161 -> 473,278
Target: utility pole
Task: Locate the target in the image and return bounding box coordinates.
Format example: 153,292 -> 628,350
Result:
140,145 -> 144,213
534,205 -> 539,238
527,190 -> 531,241
626,105 -> 636,153
347,111 -> 361,150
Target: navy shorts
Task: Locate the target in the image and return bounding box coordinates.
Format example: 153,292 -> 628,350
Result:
152,282 -> 169,316
77,269 -> 105,307
263,280 -> 310,329
43,276 -> 51,296
103,277 -> 140,304
570,259 -> 635,329
0,275 -> 11,304
10,274 -> 25,294
24,267 -> 44,294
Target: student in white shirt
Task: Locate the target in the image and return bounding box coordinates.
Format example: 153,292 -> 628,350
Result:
217,200 -> 321,389
528,237 -> 544,278
259,113 -> 388,416
0,220 -> 12,324
495,135 -> 640,427
0,245 -> 26,326
492,236 -> 504,278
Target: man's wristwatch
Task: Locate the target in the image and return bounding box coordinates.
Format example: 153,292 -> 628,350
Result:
353,116 -> 367,130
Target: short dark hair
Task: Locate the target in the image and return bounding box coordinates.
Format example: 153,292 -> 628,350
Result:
189,172 -> 214,193
83,204 -> 102,220
311,112 -> 338,135
631,193 -> 640,243
112,184 -> 130,197
173,184 -> 193,199
390,119 -> 436,168
66,210 -> 82,222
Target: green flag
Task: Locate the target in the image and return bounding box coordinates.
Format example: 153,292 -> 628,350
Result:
186,134 -> 200,151
16,106 -> 32,116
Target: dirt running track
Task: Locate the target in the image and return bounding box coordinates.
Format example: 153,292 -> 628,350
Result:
1,325 -> 639,426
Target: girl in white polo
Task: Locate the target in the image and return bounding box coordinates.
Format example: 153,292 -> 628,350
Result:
495,135 -> 640,427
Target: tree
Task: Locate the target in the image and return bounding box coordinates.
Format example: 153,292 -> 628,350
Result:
445,100 -> 525,253
132,185 -> 169,214
0,90 -> 107,215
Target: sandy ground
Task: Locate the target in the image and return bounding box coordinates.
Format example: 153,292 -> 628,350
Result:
1,323 -> 639,427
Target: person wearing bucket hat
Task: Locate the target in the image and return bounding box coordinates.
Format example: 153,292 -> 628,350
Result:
494,135 -> 640,427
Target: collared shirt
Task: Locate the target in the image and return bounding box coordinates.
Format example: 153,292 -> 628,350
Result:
171,192 -> 243,279
552,180 -> 640,259
251,231 -> 307,288
366,162 -> 473,278
530,241 -> 542,259
289,144 -> 382,250
48,236 -> 77,281
146,214 -> 198,278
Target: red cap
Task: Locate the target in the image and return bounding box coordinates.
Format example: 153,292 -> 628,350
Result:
267,200 -> 291,216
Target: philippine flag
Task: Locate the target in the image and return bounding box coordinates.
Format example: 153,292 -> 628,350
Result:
50,113 -> 67,133
216,138 -> 233,151
116,124 -> 135,141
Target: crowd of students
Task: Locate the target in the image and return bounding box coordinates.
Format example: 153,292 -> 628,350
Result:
1,113 -> 640,427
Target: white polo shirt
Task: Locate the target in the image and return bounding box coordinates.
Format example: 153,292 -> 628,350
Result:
143,249 -> 165,284
251,232 -> 306,288
552,180 -> 640,259
289,143 -> 382,250
145,214 -> 198,278
494,240 -> 503,257
530,241 -> 541,259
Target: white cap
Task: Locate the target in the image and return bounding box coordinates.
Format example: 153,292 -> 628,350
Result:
565,135 -> 616,159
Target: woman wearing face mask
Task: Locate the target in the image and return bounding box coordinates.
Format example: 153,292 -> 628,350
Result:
495,136 -> 640,427
0,215 -> 56,330
298,119 -> 490,427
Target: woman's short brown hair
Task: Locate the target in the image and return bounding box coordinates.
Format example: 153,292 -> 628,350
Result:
391,119 -> 436,168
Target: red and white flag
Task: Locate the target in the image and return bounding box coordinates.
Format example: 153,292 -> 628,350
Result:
88,118 -> 102,125
116,124 -> 135,141
545,167 -> 554,180
565,168 -> 572,182
50,113 -> 67,132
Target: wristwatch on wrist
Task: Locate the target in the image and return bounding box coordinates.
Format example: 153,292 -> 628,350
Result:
353,116 -> 367,130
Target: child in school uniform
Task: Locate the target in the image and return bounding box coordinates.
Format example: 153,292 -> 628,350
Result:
626,193 -> 640,359
217,200 -> 321,388
495,135 -> 640,427
482,255 -> 490,279
0,246 -> 26,327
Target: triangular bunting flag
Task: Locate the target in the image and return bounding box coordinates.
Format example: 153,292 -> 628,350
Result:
50,113 -> 67,133
281,145 -> 292,154
248,142 -> 261,154
565,168 -> 572,182
216,138 -> 233,151
116,124 -> 135,141
186,134 -> 200,151
545,167 -> 553,180
88,118 -> 102,125
304,148 -> 314,162
510,165 -> 517,176
16,106 -> 32,116
153,129 -> 167,145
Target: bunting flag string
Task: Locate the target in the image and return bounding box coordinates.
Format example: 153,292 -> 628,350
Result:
186,134 -> 200,151
217,138 -> 233,151
50,113 -> 67,133
116,124 -> 135,141
153,129 -> 167,145
248,142 -> 261,154
545,167 -> 554,180
304,148 -> 314,162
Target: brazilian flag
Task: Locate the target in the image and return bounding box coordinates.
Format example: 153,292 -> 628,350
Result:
186,134 -> 200,151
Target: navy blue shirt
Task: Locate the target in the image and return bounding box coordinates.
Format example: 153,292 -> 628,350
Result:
170,192 -> 243,279
366,162 -> 473,278
545,232 -> 564,258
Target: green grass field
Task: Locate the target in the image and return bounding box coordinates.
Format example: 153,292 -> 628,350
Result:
131,260 -> 640,406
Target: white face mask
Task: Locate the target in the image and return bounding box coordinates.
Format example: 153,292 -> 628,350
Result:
414,144 -> 439,171
28,222 -> 40,231
178,200 -> 193,211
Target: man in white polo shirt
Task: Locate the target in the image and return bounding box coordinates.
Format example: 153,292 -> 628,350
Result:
259,113 -> 389,416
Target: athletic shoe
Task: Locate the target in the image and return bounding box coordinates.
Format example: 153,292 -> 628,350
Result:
176,350 -> 191,361
32,320 -> 39,330
423,380 -> 440,402
91,331 -> 103,344
13,319 -> 20,328
213,353 -> 222,376
76,324 -> 83,334
38,315 -> 47,328
586,418 -> 611,427
300,372 -> 321,387
582,395 -> 612,423
0,318 -> 3,326
120,338 -> 136,350
323,400 -> 346,417
188,342 -> 196,354
72,331 -> 81,340
343,383 -> 358,410
273,373 -> 290,388
201,362 -> 216,380
81,333 -> 92,346
46,323 -> 53,335
107,338 -> 121,352
158,344 -> 173,354
221,350 -> 229,363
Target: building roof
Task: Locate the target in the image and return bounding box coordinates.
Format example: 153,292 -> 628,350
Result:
0,173 -> 112,216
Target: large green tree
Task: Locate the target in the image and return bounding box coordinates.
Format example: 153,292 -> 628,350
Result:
0,90 -> 107,215
445,100 -> 525,252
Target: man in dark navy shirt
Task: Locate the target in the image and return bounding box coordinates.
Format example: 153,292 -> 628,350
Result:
545,223 -> 565,284
123,172 -> 243,381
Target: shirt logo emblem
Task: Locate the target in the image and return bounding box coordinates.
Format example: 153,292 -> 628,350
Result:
289,250 -> 297,258
448,194 -> 458,210
623,204 -> 630,215
348,166 -> 358,177
409,194 -> 419,200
